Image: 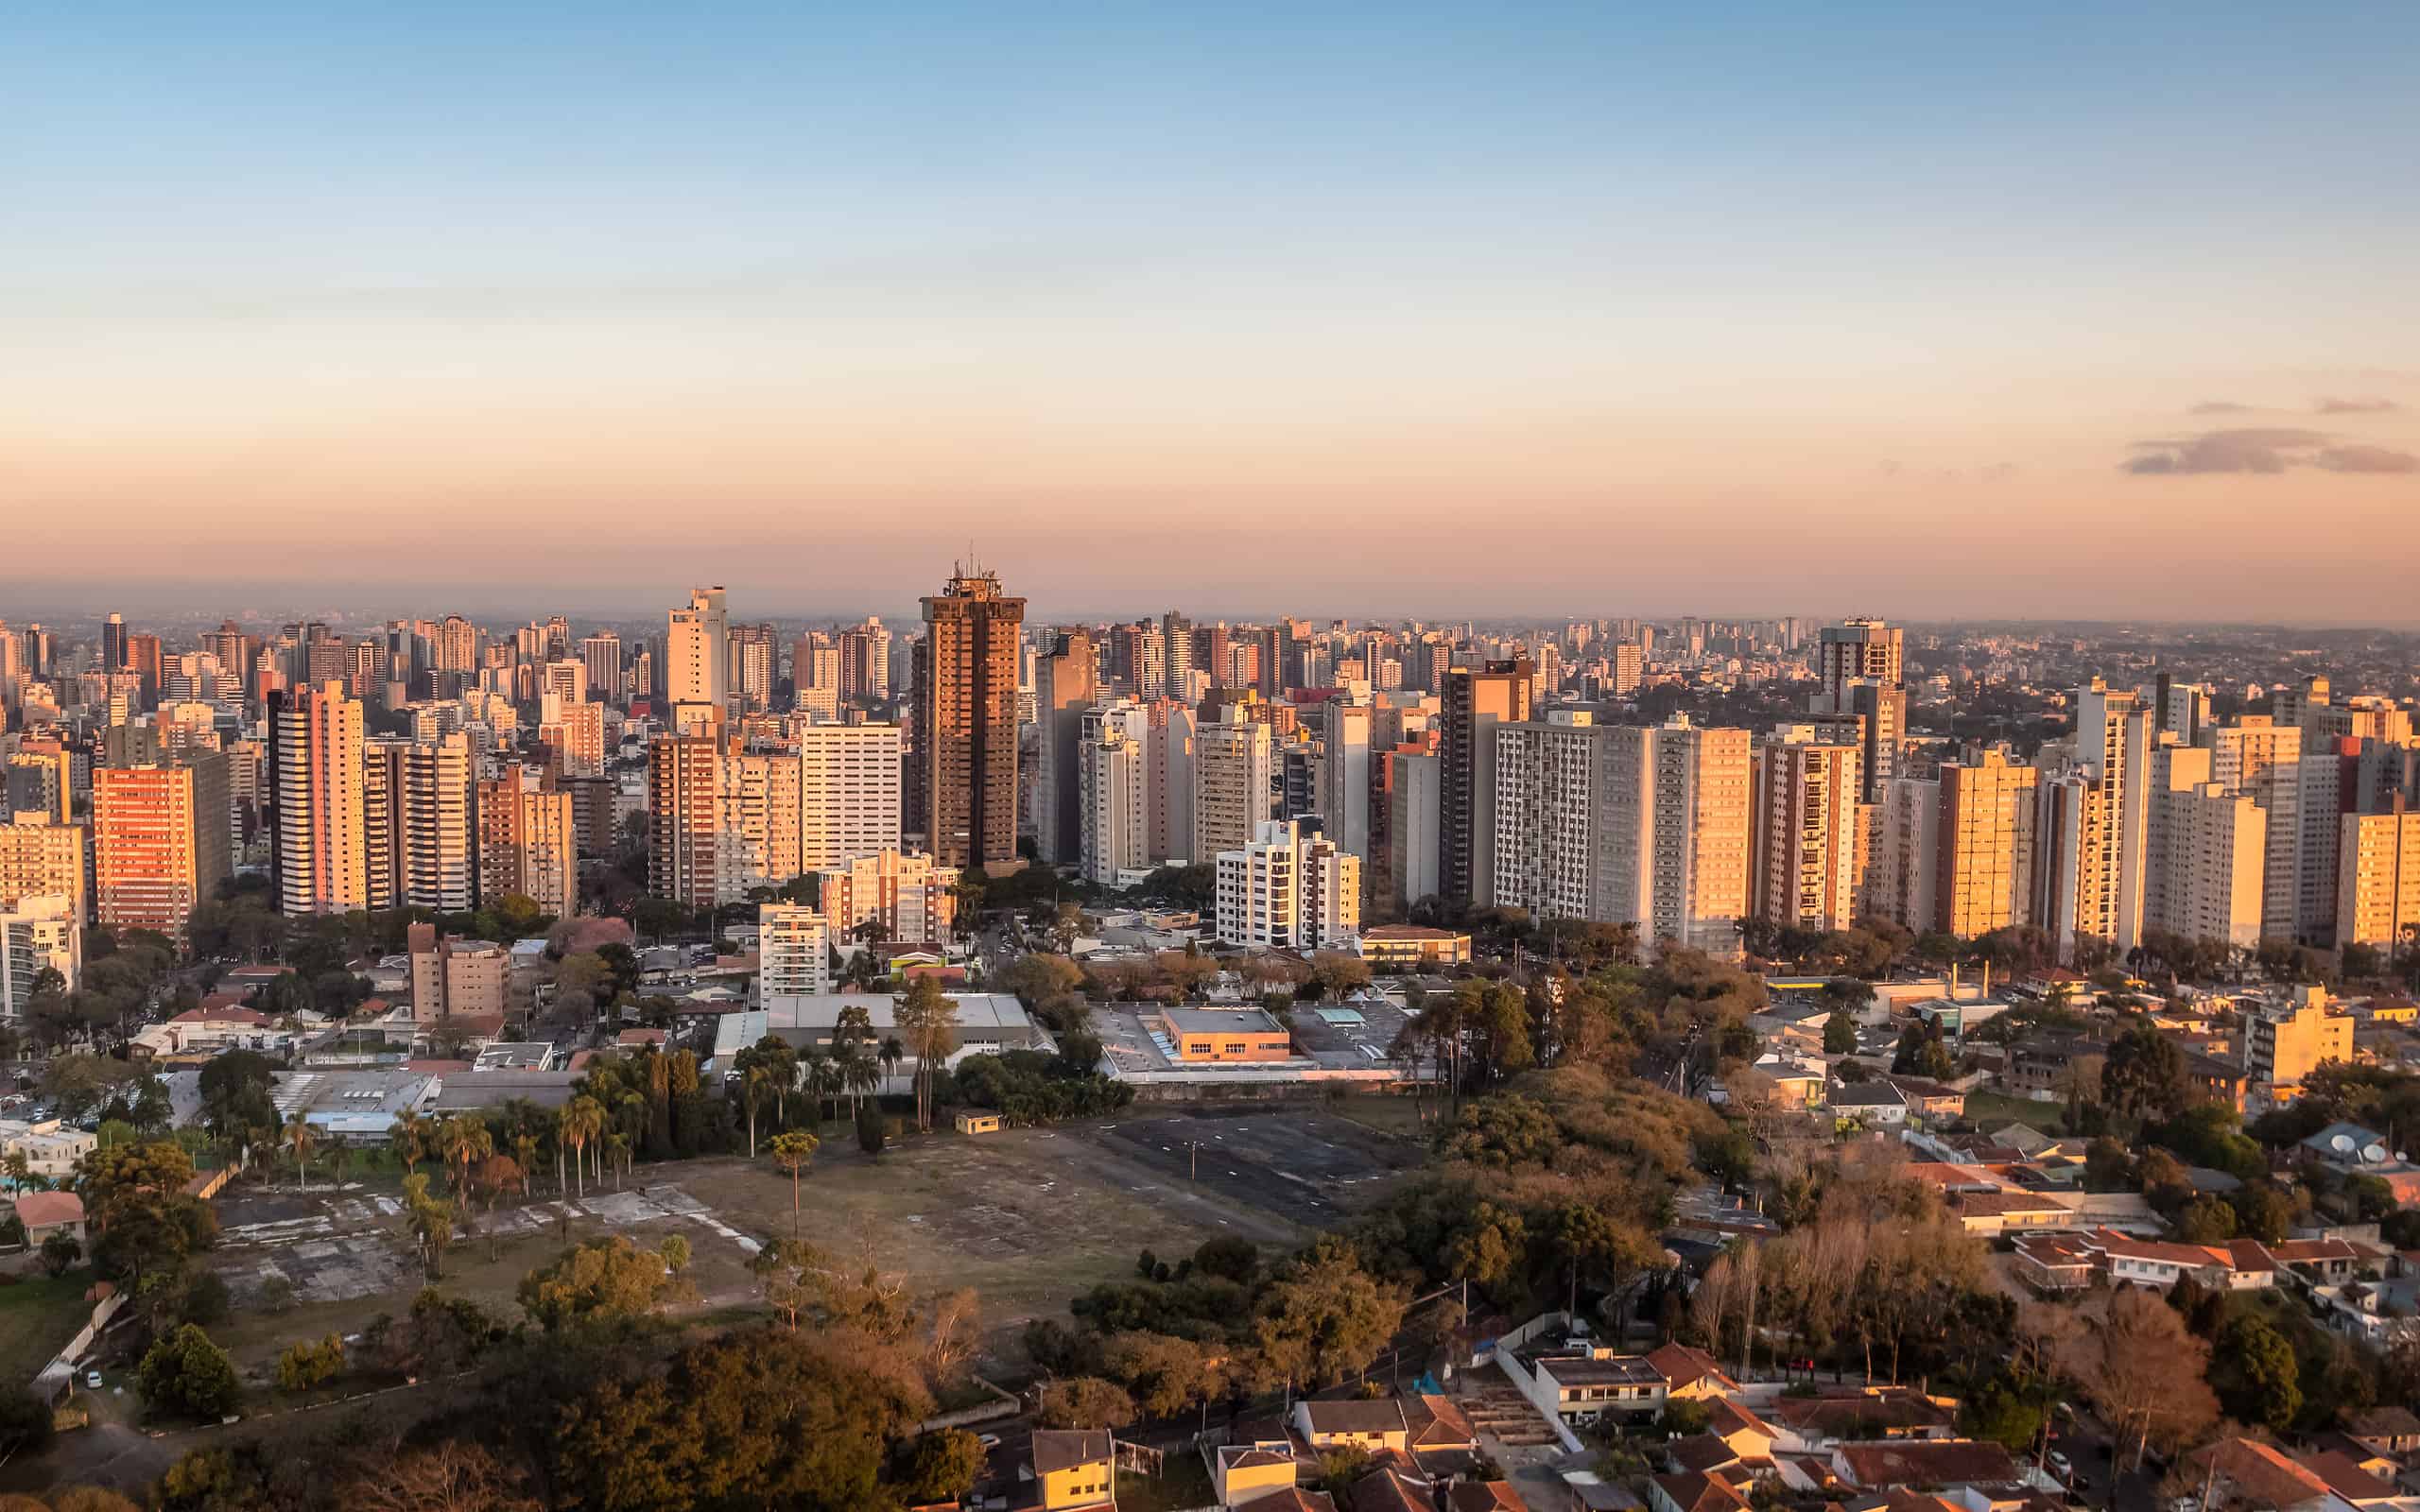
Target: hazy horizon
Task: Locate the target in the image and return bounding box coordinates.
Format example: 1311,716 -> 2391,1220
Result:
8,4 -> 2416,622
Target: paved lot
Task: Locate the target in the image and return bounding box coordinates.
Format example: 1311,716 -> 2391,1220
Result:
1081,1106 -> 1418,1228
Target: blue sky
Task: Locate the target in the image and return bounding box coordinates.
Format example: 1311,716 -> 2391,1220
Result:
5,3 -> 2416,619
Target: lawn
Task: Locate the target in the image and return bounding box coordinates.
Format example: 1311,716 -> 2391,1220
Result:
0,1271 -> 98,1381
1959,1091 -> 2070,1136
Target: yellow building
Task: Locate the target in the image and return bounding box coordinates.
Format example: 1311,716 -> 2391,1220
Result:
2337,811 -> 2420,951
2244,986 -> 2355,1101
1159,1006 -> 1292,1063
0,816 -> 88,922
1031,1429 -> 1115,1510
1357,924 -> 1473,968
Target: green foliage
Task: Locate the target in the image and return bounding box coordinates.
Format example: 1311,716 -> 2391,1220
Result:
275,1332 -> 345,1392
519,1235 -> 697,1332
1960,1377 -> 2045,1451
1823,1010 -> 1858,1056
1036,1375 -> 1137,1430
2149,1101 -> 2266,1182
38,1230 -> 81,1277
2100,1025 -> 2191,1125
0,1385 -> 55,1464
138,1323 -> 240,1420
2173,1195 -> 2238,1244
2229,1182 -> 2296,1244
545,1327 -> 933,1512
892,1429 -> 986,1504
2212,1314 -> 2302,1430
952,1048 -> 1132,1125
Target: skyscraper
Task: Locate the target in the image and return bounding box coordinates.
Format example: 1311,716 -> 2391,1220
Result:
400,731 -> 476,913
1193,713 -> 1273,860
1440,659 -> 1532,904
915,565 -> 1025,869
1753,730 -> 1863,934
476,765 -> 578,919
93,755 -> 232,944
666,587 -> 730,733
271,680 -> 369,916
796,723 -> 905,869
1031,628 -> 1098,866
1932,747 -> 2036,937
1079,709 -> 1148,886
101,612 -> 128,672
579,631 -> 624,705
648,733 -> 721,912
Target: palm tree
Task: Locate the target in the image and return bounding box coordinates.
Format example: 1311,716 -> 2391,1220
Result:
392,1108 -> 426,1177
562,1095 -> 605,1200
742,1065 -> 773,1159
604,1130 -> 632,1190
512,1133 -> 539,1197
834,1041 -> 879,1125
878,1035 -> 905,1097
799,1048 -> 833,1128
285,1120 -> 318,1190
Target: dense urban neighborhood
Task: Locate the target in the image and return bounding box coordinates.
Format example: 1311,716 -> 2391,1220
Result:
2,599 -> 2420,1512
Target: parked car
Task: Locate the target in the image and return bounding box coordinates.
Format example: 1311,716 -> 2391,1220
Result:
84,1371 -> 102,1390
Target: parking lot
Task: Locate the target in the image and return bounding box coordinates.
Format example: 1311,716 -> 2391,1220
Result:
1081,1106 -> 1419,1228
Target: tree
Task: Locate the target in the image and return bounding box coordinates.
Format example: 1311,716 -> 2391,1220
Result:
519,1235 -> 696,1332
894,976 -> 959,1132
768,1130 -> 821,1243
399,1172 -> 455,1280
1253,1249 -> 1407,1389
38,1232 -> 81,1278
275,1333 -> 345,1392
2100,1025 -> 2191,1125
562,1094 -> 606,1198
344,1441 -> 540,1512
2173,1195 -> 2238,1244
1824,1010 -> 1858,1056
2212,1314 -> 2301,1431
0,1385 -> 56,1466
546,1327 -> 931,1512
138,1324 -> 241,1420
1100,1330 -> 1223,1418
284,1119 -> 317,1190
1036,1376 -> 1137,1430
2062,1286 -> 2218,1469
893,1430 -> 985,1506
2230,1181 -> 2296,1244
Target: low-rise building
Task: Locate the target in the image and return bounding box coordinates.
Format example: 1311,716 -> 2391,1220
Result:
1357,925 -> 1473,969
0,1119 -> 95,1182
9,1190 -> 84,1246
1028,1428 -> 1115,1511
1160,1006 -> 1293,1063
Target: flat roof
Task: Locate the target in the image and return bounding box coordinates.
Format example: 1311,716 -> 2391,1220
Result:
1164,1005 -> 1285,1035
760,992 -> 1032,1032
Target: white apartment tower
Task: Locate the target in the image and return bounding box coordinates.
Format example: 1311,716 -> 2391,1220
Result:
1194,714 -> 1272,860
1215,818 -> 1359,950
795,723 -> 904,869
758,903 -> 833,999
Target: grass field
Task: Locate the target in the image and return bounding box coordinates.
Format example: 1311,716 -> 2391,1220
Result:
0,1272 -> 96,1381
199,1120 -> 1282,1378
1959,1091 -> 2070,1135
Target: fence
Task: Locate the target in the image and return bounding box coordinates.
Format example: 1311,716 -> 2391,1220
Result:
34,1291 -> 126,1394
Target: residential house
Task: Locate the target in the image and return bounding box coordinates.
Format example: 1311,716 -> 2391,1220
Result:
1942,1188 -> 2075,1237
1829,1440 -> 2022,1492
1828,1081 -> 1908,1127
1214,1432 -> 1304,1510
2082,1228 -> 2278,1291
2181,1438 -> 2344,1512
1528,1352 -> 1668,1423
1646,1471 -> 1754,1512
2268,1237 -> 2373,1285
1030,1429 -> 1116,1511
1294,1399 -> 1410,1454
0,1120 -> 95,1182
1236,1492 -> 1336,1512
2315,1275 -> 2420,1349
2345,1407 -> 2420,1459
1766,1389 -> 1959,1450
9,1191 -> 84,1246
1879,1075 -> 1966,1119
2008,1233 -> 2097,1292
1646,1343 -> 1740,1401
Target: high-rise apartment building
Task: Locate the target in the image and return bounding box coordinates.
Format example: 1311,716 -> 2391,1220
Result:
648,733 -> 722,912
2150,782 -> 2268,948
1320,701 -> 1373,869
1031,628 -> 1098,866
796,723 -> 904,870
1812,619 -> 1904,803
758,903 -> 832,999
815,849 -> 959,946
271,680 -> 369,916
1386,751 -> 1443,916
2336,809 -> 2420,950
1215,818 -> 1359,950
666,587 -> 730,733
0,895 -> 78,1020
101,612 -> 129,673
1193,713 -> 1273,861
1492,712 -> 1608,923
1440,660 -> 1532,904
400,731 -> 476,913
93,755 -> 232,943
729,622 -> 777,715
2035,680 -> 2152,961
2204,719 -> 2303,942
1866,776 -> 1938,934
1817,618 -> 1902,690
475,766 -> 578,919
915,567 -> 1024,869
0,818 -> 89,924
1752,730 -> 1863,934
579,632 -> 624,705
1932,747 -> 2036,937
1079,710 -> 1149,886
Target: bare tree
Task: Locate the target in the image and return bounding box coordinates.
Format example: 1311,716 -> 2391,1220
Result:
2063,1286 -> 2219,1470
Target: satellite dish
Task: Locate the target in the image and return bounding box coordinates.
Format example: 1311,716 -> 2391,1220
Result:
2363,1143 -> 2388,1163
2333,1133 -> 2356,1153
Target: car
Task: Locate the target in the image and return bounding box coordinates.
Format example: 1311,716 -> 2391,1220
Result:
976,1433 -> 1001,1452
84,1371 -> 102,1390
2046,1451 -> 2074,1482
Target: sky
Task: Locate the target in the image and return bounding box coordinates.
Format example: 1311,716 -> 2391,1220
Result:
5,2 -> 2417,623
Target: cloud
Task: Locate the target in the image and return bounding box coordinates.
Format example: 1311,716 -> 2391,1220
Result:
2316,396 -> 2401,414
2314,444 -> 2419,473
2189,401 -> 2256,414
2123,427 -> 2329,474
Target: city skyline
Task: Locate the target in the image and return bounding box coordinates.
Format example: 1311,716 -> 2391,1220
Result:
9,4 -> 2418,623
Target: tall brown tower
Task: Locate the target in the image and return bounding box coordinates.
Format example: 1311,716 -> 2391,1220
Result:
1440,659 -> 1532,903
917,564 -> 1026,869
